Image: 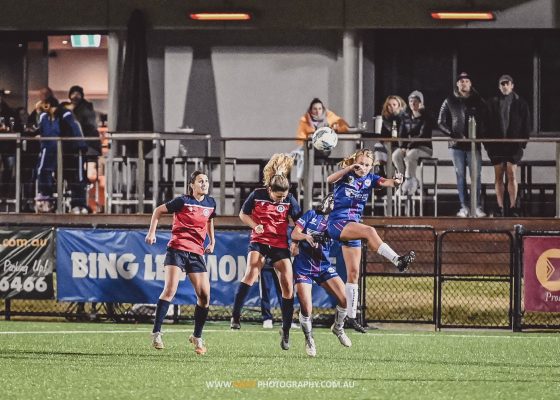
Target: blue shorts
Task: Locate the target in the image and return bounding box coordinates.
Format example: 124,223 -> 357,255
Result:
294,263 -> 339,285
164,248 -> 207,274
248,242 -> 291,264
327,219 -> 362,248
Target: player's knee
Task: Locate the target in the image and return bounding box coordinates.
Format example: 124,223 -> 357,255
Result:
160,288 -> 176,301
347,270 -> 359,283
197,291 -> 210,307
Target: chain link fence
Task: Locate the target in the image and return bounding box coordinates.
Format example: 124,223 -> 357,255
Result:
363,226 -> 436,324
438,231 -> 513,329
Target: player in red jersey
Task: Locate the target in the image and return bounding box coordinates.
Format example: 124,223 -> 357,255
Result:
230,153 -> 301,351
145,171 -> 216,355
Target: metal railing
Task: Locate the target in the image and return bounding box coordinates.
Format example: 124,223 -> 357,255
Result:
1,133 -> 559,216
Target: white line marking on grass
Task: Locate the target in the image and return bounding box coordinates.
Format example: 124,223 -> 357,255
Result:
0,329 -> 559,340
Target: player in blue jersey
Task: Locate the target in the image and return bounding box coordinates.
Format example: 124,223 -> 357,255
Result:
145,171 -> 216,355
291,193 -> 352,357
230,153 -> 301,351
327,149 -> 415,333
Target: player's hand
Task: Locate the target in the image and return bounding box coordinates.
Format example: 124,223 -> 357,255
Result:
304,234 -> 318,248
351,163 -> 365,174
393,172 -> 403,186
205,242 -> 215,254
253,224 -> 264,234
145,233 -> 156,245
290,241 -> 299,257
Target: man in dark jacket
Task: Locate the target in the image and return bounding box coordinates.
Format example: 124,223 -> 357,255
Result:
483,74 -> 531,217
438,72 -> 486,218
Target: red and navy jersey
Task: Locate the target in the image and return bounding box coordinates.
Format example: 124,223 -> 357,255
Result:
165,194 -> 216,255
241,188 -> 301,249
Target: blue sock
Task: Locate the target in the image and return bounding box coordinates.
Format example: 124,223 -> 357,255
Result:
193,304 -> 209,338
232,282 -> 251,321
152,299 -> 171,333
281,297 -> 294,332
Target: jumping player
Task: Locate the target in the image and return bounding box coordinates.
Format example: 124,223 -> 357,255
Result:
230,153 -> 301,351
145,171 -> 216,355
327,149 -> 415,332
291,193 -> 352,357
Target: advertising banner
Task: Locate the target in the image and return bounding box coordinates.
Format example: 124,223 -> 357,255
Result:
57,228 -> 343,308
0,228 -> 55,299
523,236 -> 560,312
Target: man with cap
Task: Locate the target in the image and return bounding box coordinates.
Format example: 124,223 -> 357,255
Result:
392,90 -> 434,195
483,74 -> 531,217
438,72 -> 487,218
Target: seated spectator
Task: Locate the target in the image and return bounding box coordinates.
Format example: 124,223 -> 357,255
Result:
293,98 -> 350,180
377,95 -> 407,177
392,91 -> 434,195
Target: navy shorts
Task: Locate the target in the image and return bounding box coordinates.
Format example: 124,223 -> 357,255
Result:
294,264 -> 339,285
327,219 -> 362,248
164,247 -> 207,274
248,242 -> 291,264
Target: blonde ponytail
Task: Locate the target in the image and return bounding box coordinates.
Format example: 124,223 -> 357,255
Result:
263,153 -> 294,191
338,149 -> 374,168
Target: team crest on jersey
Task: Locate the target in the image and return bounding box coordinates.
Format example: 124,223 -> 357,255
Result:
345,175 -> 355,184
277,205 -> 285,213
203,208 -> 211,217
364,179 -> 371,187
327,267 -> 335,273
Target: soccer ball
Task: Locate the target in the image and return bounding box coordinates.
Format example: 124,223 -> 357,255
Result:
312,127 -> 338,151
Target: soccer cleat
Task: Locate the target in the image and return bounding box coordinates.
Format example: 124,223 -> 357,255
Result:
151,332 -> 164,350
331,324 -> 352,347
262,319 -> 273,329
230,317 -> 241,330
304,334 -> 317,357
189,335 -> 207,355
280,329 -> 290,350
344,317 -> 367,334
396,250 -> 415,272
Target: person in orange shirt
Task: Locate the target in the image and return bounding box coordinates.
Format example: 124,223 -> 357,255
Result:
296,98 -> 350,147
293,98 -> 350,181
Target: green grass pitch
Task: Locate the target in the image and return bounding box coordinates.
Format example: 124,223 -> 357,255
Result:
1,321 -> 559,400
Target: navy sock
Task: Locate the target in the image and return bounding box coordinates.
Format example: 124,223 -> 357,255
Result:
193,304 -> 209,338
152,299 -> 171,333
281,297 -> 294,332
232,282 -> 251,321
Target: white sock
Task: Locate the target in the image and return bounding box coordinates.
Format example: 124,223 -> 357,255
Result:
345,283 -> 359,319
299,312 -> 312,336
335,305 -> 347,329
377,242 -> 399,265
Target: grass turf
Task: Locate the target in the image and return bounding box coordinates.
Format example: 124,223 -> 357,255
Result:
1,321 -> 559,400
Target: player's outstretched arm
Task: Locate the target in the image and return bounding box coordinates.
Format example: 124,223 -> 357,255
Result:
378,172 -> 403,188
145,204 -> 168,245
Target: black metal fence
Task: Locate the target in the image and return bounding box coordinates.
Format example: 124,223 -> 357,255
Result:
3,225 -> 560,330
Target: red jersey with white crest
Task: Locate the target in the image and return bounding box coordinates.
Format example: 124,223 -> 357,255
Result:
241,188 -> 301,249
165,194 -> 216,255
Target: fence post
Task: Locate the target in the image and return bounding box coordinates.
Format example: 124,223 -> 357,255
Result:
513,224 -> 524,332
5,299 -> 11,321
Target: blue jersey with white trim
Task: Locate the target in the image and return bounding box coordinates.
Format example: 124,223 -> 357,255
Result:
293,210 -> 332,272
329,171 -> 383,222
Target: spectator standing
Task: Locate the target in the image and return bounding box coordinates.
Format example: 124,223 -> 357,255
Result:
438,72 -> 486,218
379,95 -> 407,177
483,74 -> 531,217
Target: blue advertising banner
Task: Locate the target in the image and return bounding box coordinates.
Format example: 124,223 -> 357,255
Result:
56,228 -> 344,307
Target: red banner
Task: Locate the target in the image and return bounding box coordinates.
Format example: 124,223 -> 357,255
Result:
523,236 -> 560,312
